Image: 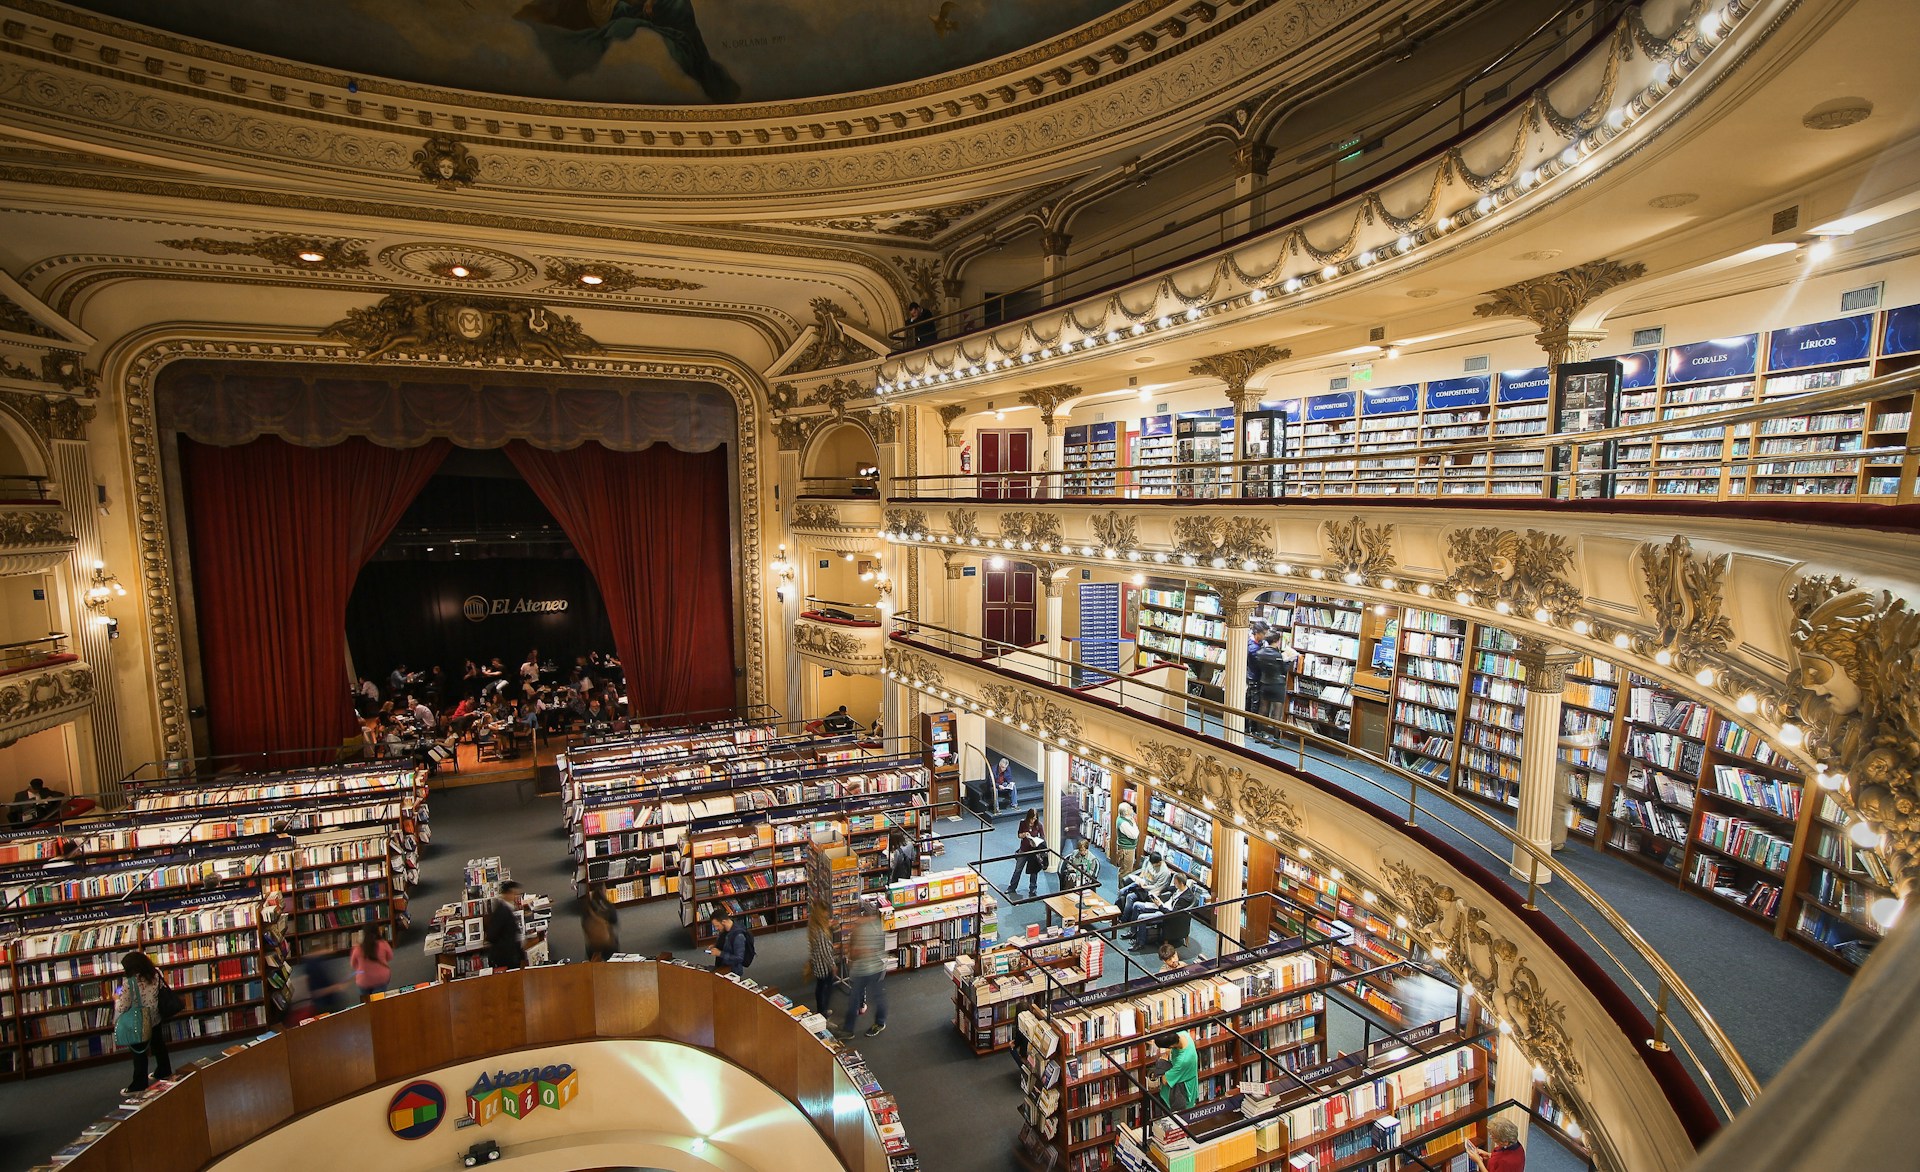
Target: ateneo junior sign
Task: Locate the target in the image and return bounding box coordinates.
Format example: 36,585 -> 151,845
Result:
465,1062 -> 579,1125
462,595 -> 570,622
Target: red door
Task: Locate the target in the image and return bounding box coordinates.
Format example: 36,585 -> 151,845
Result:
983,562 -> 1038,652
978,428 -> 1032,499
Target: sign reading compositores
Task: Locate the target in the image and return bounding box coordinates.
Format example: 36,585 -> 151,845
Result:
387,1080 -> 447,1140
465,1062 -> 579,1126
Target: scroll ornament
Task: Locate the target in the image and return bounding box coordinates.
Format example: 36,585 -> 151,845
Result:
1443,527 -> 1582,618
883,646 -> 944,688
979,683 -> 1081,742
1090,511 -> 1139,552
1637,536 -> 1734,668
1171,515 -> 1274,564
1323,516 -> 1397,583
999,510 -> 1065,549
320,293 -> 603,366
793,621 -> 867,659
947,509 -> 982,542
883,508 -> 929,539
787,503 -> 841,531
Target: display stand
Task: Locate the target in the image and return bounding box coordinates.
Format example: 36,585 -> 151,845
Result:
423,857 -> 550,979
950,932 -> 1104,1055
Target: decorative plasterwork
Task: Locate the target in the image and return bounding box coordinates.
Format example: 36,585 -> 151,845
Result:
0,292 -> 59,339
1136,737 -> 1301,833
1171,515 -> 1273,565
1638,536 -> 1734,666
893,256 -> 942,305
113,333 -> 768,759
319,293 -> 603,365
792,618 -> 882,673
1016,385 -> 1078,430
1380,860 -> 1586,1087
1443,527 -> 1582,620
0,504 -> 76,576
1322,516 -> 1396,584
159,234 -> 369,271
542,260 -> 705,293
787,503 -> 843,532
0,658 -> 94,748
1089,510 -> 1139,552
412,135 -> 479,189
798,202 -> 992,240
787,301 -> 881,375
807,377 -> 864,417
946,509 -> 981,542
862,405 -> 898,445
883,508 -> 929,539
978,682 -> 1082,742
935,404 -> 967,447
1515,639 -> 1582,694
1787,575 -> 1920,889
378,243 -> 537,288
773,417 -> 814,451
1473,258 -> 1649,359
0,388 -> 93,442
1187,343 -> 1291,408
999,510 -> 1064,549
882,644 -> 943,688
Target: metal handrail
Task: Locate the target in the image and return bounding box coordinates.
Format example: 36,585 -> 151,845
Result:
886,614 -> 1760,1118
888,0 -> 1627,348
888,365 -> 1920,502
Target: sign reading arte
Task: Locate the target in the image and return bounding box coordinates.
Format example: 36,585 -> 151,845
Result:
462,594 -> 571,622
466,1062 -> 580,1125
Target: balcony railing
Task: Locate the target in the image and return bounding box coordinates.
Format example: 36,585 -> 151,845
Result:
0,475 -> 54,502
797,475 -> 883,499
887,0 -> 1628,350
0,633 -> 71,675
890,366 -> 1920,505
886,614 -> 1759,1128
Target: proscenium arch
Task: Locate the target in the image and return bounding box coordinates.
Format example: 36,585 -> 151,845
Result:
99,322 -> 773,761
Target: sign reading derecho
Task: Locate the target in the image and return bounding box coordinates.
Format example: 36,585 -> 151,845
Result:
462,595 -> 570,622
465,1062 -> 580,1125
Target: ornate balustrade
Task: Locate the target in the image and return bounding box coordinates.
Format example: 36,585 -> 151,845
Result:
793,614 -> 885,675
0,498 -> 75,577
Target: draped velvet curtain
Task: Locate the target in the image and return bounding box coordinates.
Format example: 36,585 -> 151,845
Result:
505,442 -> 738,719
181,436 -> 451,759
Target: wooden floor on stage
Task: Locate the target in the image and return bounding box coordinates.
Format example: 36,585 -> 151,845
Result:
427,737 -> 565,789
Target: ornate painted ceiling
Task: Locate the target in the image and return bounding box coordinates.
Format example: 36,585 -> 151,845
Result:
61,0 -> 1140,105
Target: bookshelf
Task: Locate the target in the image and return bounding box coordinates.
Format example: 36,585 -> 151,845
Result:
1298,392 -> 1357,497
1683,719 -> 1805,925
921,709 -> 960,813
1132,414 -> 1177,497
1794,791 -> 1893,967
1069,757 -> 1115,854
1747,314 -> 1877,496
1062,422 -> 1120,496
423,858 -> 551,980
883,868 -> 991,972
1489,368 -> 1550,495
1558,655 -> 1622,843
950,931 -> 1102,1055
1355,384 -> 1421,494
1144,791 -> 1216,895
1606,676 -> 1710,875
1458,626 -> 1525,809
1133,577 -> 1230,697
1268,855 -> 1418,1026
1287,594 -> 1362,743
1388,609 -> 1468,784
1422,376 -> 1492,496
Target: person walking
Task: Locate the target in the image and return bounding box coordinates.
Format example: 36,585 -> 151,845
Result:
1011,811 -> 1046,897
112,952 -> 173,1094
485,881 -> 529,970
581,883 -> 620,961
886,832 -> 919,883
349,926 -> 393,1002
840,903 -> 888,1038
806,910 -> 840,1015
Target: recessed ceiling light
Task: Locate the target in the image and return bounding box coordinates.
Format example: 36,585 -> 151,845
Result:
296,250 -> 326,263
1404,287 -> 1439,299
449,265 -> 471,278
1648,193 -> 1699,209
1802,99 -> 1873,131
578,273 -> 604,286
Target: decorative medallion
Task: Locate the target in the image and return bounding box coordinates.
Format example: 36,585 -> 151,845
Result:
320,293 -> 603,366
1442,527 -> 1582,619
1322,516 -> 1396,583
159,234 -> 369,271
386,1080 -> 446,1140
1089,511 -> 1139,552
378,244 -> 536,289
412,135 -> 479,189
767,383 -> 800,412
1172,515 -> 1273,564
999,510 -> 1064,549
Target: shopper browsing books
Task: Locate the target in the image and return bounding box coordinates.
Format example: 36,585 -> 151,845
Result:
112,952 -> 173,1095
839,904 -> 889,1038
1145,1030 -> 1200,1113
485,881 -> 529,970
1113,801 -> 1140,874
581,883 -> 620,961
807,910 -> 840,1014
708,913 -> 754,974
1011,812 -> 1047,897
349,926 -> 393,1002
1466,1117 -> 1527,1172
1120,871 -> 1203,947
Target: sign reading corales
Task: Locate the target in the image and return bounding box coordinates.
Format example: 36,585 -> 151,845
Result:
1767,314 -> 1872,371
1664,334 -> 1757,383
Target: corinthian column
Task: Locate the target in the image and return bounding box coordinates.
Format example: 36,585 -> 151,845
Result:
1513,640 -> 1580,885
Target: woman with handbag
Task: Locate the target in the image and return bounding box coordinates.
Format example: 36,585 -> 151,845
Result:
113,952 -> 174,1093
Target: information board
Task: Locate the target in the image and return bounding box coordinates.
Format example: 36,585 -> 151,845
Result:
1078,582 -> 1122,685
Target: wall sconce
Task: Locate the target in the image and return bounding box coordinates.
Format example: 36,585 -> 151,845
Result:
770,543 -> 795,602
85,560 -> 126,612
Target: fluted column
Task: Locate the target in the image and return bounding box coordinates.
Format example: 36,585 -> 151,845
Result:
1043,745 -> 1068,875
51,437 -> 123,796
1041,566 -> 1067,685
1492,1031 -> 1537,1146
1513,641 -> 1579,884
1222,592 -> 1257,746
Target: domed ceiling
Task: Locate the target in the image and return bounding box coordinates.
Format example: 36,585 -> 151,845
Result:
63,0 -> 1140,105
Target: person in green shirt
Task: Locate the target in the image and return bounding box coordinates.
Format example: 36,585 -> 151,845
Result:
1150,1030 -> 1200,1113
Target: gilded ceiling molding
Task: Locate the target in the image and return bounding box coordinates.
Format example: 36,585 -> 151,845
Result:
795,202 -> 991,241
1442,527 -> 1583,621
1637,535 -> 1735,666
1016,385 -> 1078,432
412,136 -> 480,189
999,511 -> 1064,549
788,301 -> 881,375
883,508 -> 929,539
979,682 -> 1081,742
0,659 -> 95,749
158,234 -> 369,270
1380,860 -> 1587,1087
1787,575 -> 1920,890
946,508 -> 981,542
109,330 -> 769,758
1187,343 -> 1291,410
542,260 -> 704,293
1168,514 -> 1273,566
1473,258 -> 1648,363
1323,516 -> 1396,585
0,388 -> 93,443
319,292 -> 604,365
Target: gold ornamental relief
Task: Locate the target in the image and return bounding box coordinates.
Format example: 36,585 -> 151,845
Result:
883,507 -> 929,538
1442,527 -> 1582,619
1089,511 -> 1139,552
786,503 -> 842,531
1636,535 -> 1734,664
320,292 -> 602,366
159,234 -> 369,271
1322,516 -> 1396,583
1171,515 -> 1274,564
792,621 -> 866,660
883,646 -> 945,688
999,510 -> 1064,549
0,509 -> 74,547
946,509 -> 982,542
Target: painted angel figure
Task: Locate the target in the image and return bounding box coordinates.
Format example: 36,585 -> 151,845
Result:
517,0 -> 739,102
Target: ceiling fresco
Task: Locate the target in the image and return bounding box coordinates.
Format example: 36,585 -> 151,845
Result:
63,0 -> 1139,105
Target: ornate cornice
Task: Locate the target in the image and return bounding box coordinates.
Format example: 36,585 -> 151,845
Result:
1637,535 -> 1734,668
0,658 -> 94,748
978,681 -> 1081,742
160,233 -> 369,271
1017,384 -> 1078,429
0,388 -> 93,442
0,502 -> 75,576
1171,514 -> 1274,566
318,292 -> 603,366
792,618 -> 882,673
1187,343 -> 1291,407
1473,258 -> 1649,354
542,259 -> 704,293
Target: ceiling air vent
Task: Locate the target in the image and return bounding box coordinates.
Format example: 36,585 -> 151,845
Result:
1841,283 -> 1883,313
1329,376 -> 1350,391
1368,326 -> 1387,342
1464,355 -> 1491,373
1632,326 -> 1665,348
1770,205 -> 1801,235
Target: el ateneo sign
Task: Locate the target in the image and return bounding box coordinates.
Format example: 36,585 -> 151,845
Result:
463,594 -> 570,622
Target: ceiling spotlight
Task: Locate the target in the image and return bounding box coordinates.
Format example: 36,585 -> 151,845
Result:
578,273 -> 604,286
1283,278 -> 1301,293
1736,693 -> 1758,714
296,250 -> 326,263
1321,265 -> 1339,280
1415,584 -> 1432,597
1572,619 -> 1590,635
448,264 -> 471,278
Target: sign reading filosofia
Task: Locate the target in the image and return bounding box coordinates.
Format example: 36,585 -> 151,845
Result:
465,1062 -> 579,1124
463,595 -> 570,622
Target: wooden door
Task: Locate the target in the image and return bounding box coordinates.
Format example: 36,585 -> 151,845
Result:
983,561 -> 1038,651
978,428 -> 1033,499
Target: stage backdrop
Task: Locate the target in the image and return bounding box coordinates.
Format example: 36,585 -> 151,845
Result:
346,558 -> 617,693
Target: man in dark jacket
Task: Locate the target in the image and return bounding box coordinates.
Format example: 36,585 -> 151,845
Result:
708,913 -> 752,974
1121,871 -> 1204,948
485,881 -> 528,970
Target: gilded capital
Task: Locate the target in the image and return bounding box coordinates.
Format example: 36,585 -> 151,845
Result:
1189,344 -> 1291,408
1473,259 -> 1647,363
1017,385 -> 1078,429
1515,639 -> 1581,693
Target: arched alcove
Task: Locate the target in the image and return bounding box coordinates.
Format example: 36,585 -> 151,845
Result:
802,421 -> 879,485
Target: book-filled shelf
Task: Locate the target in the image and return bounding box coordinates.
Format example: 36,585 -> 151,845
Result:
679,784 -> 931,943
1458,626 -> 1526,809
1288,595 -> 1363,743
1263,855 -> 1418,1027
1388,609 -> 1468,784
1143,792 -> 1216,896
808,822 -> 989,975
1608,676 -> 1711,874
1795,791 -> 1894,966
950,930 -> 1104,1055
1558,657 -> 1621,843
1063,421 -> 1122,496
1070,757 -> 1115,854
422,857 -> 551,980
1133,578 -> 1230,698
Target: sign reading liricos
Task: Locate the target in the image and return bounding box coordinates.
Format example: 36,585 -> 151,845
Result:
465,1062 -> 579,1125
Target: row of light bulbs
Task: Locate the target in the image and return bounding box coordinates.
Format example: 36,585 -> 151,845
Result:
884,658 -> 1592,1129
871,6 -> 1736,398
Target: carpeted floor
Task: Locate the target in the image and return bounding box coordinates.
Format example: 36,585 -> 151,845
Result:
3,757 -> 1834,1170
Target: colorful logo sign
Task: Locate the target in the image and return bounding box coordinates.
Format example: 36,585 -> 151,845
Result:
465,1063 -> 579,1127
388,1080 -> 447,1140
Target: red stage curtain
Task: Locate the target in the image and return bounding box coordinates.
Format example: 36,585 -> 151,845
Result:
506,442 -> 737,718
182,437 -> 450,759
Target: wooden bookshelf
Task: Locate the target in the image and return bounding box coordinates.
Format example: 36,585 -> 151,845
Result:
1558,655 -> 1622,844
1144,790 -> 1217,895
1287,594 -> 1362,743
1387,609 -> 1468,785
1458,626 -> 1525,809
1267,855 -> 1417,1028
951,933 -> 1101,1055
1606,676 -> 1710,874
1063,421 -> 1121,496
1133,577 -> 1230,699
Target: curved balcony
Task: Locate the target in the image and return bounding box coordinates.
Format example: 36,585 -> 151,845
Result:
793,609 -> 886,675
884,621 -> 1741,1172
54,961 -> 897,1172
0,646 -> 92,746
788,497 -> 885,550
0,488 -> 76,577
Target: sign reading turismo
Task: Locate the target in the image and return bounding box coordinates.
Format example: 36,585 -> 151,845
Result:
465,1062 -> 579,1125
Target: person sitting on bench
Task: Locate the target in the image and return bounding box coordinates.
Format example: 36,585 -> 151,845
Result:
821,705 -> 857,734
8,777 -> 67,827
1117,852 -> 1172,917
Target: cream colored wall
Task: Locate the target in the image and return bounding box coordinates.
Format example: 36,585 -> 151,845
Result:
809,665 -> 880,727
0,572 -> 57,645
206,1039 -> 844,1172
0,724 -> 79,794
